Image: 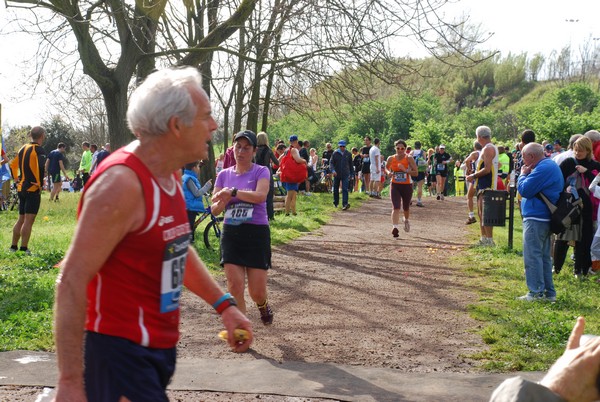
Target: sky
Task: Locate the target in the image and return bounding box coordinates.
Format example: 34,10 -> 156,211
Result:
1,0 -> 600,129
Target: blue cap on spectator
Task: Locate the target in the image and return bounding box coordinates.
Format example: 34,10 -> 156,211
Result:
338,140 -> 347,147
545,144 -> 553,151
289,135 -> 298,142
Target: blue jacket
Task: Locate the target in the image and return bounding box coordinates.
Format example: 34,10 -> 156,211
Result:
517,158 -> 564,221
182,169 -> 207,212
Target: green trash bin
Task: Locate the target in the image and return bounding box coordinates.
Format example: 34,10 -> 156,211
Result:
482,190 -> 507,226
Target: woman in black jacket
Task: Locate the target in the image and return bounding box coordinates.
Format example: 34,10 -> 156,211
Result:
255,132 -> 280,220
554,136 -> 600,279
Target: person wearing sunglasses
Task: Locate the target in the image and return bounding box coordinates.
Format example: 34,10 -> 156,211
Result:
386,139 -> 418,237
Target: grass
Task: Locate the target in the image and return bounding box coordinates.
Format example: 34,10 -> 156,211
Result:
456,197 -> 600,371
1,188 -> 596,375
0,189 -> 368,352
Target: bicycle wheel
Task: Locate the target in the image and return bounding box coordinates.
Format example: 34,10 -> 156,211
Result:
9,194 -> 18,211
203,217 -> 223,250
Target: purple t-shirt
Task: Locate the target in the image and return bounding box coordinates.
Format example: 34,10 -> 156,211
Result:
215,164 -> 270,225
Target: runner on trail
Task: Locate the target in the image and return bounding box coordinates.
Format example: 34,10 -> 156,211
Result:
212,130 -> 274,324
53,67 -> 252,401
386,140 -> 418,237
360,136 -> 372,194
434,144 -> 452,200
426,148 -> 436,196
411,141 -> 427,207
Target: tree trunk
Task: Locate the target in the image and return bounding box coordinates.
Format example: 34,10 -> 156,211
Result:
199,60 -> 216,184
100,84 -> 134,149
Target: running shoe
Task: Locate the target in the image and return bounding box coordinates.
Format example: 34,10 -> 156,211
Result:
404,220 -> 410,233
416,201 -> 424,207
436,195 -> 440,200
440,194 -> 445,201
465,217 -> 477,225
342,204 -> 350,210
392,227 -> 399,238
258,301 -> 274,325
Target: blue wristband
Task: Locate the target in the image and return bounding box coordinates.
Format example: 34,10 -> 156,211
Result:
212,293 -> 232,310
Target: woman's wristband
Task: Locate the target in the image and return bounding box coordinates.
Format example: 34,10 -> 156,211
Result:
212,293 -> 238,314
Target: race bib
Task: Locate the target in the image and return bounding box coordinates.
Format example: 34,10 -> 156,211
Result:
437,163 -> 445,171
160,236 -> 189,313
224,202 -> 254,225
394,172 -> 407,182
363,157 -> 370,163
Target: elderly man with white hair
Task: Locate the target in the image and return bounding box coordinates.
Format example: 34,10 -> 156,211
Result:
466,125 -> 499,246
54,67 -> 252,401
516,143 -> 563,301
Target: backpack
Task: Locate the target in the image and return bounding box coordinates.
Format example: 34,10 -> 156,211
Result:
537,191 -> 583,235
279,148 -> 307,184
413,150 -> 427,173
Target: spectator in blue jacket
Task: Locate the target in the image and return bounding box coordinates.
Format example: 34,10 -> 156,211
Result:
182,160 -> 212,240
516,143 -> 564,301
330,140 -> 354,210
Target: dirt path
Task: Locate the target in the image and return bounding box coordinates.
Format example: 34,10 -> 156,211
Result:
167,195 -> 487,399
2,195 -> 488,401
178,195 -> 485,370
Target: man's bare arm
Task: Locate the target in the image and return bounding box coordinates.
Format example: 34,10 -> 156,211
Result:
54,166 -> 144,399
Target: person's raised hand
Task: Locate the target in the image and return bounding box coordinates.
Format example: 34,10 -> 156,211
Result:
540,317 -> 600,402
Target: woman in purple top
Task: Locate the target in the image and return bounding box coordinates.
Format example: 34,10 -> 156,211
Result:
211,130 -> 274,325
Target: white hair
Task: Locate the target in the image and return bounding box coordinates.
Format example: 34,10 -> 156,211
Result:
585,130 -> 600,143
127,67 -> 204,137
476,125 -> 492,139
522,142 -> 544,158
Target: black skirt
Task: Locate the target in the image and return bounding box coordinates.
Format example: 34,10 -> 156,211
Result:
220,224 -> 271,270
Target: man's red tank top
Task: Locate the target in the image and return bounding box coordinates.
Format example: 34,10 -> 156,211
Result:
81,144 -> 190,348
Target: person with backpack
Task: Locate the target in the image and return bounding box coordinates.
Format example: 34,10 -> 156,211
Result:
411,141 -> 427,207
554,136 -> 600,279
515,143 -> 563,301
278,135 -> 307,216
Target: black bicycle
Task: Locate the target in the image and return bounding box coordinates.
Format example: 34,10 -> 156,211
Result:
193,195 -> 223,250
7,183 -> 19,211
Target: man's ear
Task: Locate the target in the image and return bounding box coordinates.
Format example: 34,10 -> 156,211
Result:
168,116 -> 181,138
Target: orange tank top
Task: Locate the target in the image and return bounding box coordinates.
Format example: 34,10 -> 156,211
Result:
389,155 -> 411,185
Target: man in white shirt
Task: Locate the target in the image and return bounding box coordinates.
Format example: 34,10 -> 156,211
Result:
369,138 -> 382,199
553,134 -> 582,166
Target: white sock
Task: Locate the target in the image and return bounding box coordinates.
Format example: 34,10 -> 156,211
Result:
393,224 -> 398,229
469,211 -> 475,218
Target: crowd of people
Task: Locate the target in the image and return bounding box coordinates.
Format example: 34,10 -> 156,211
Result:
6,66 -> 600,400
